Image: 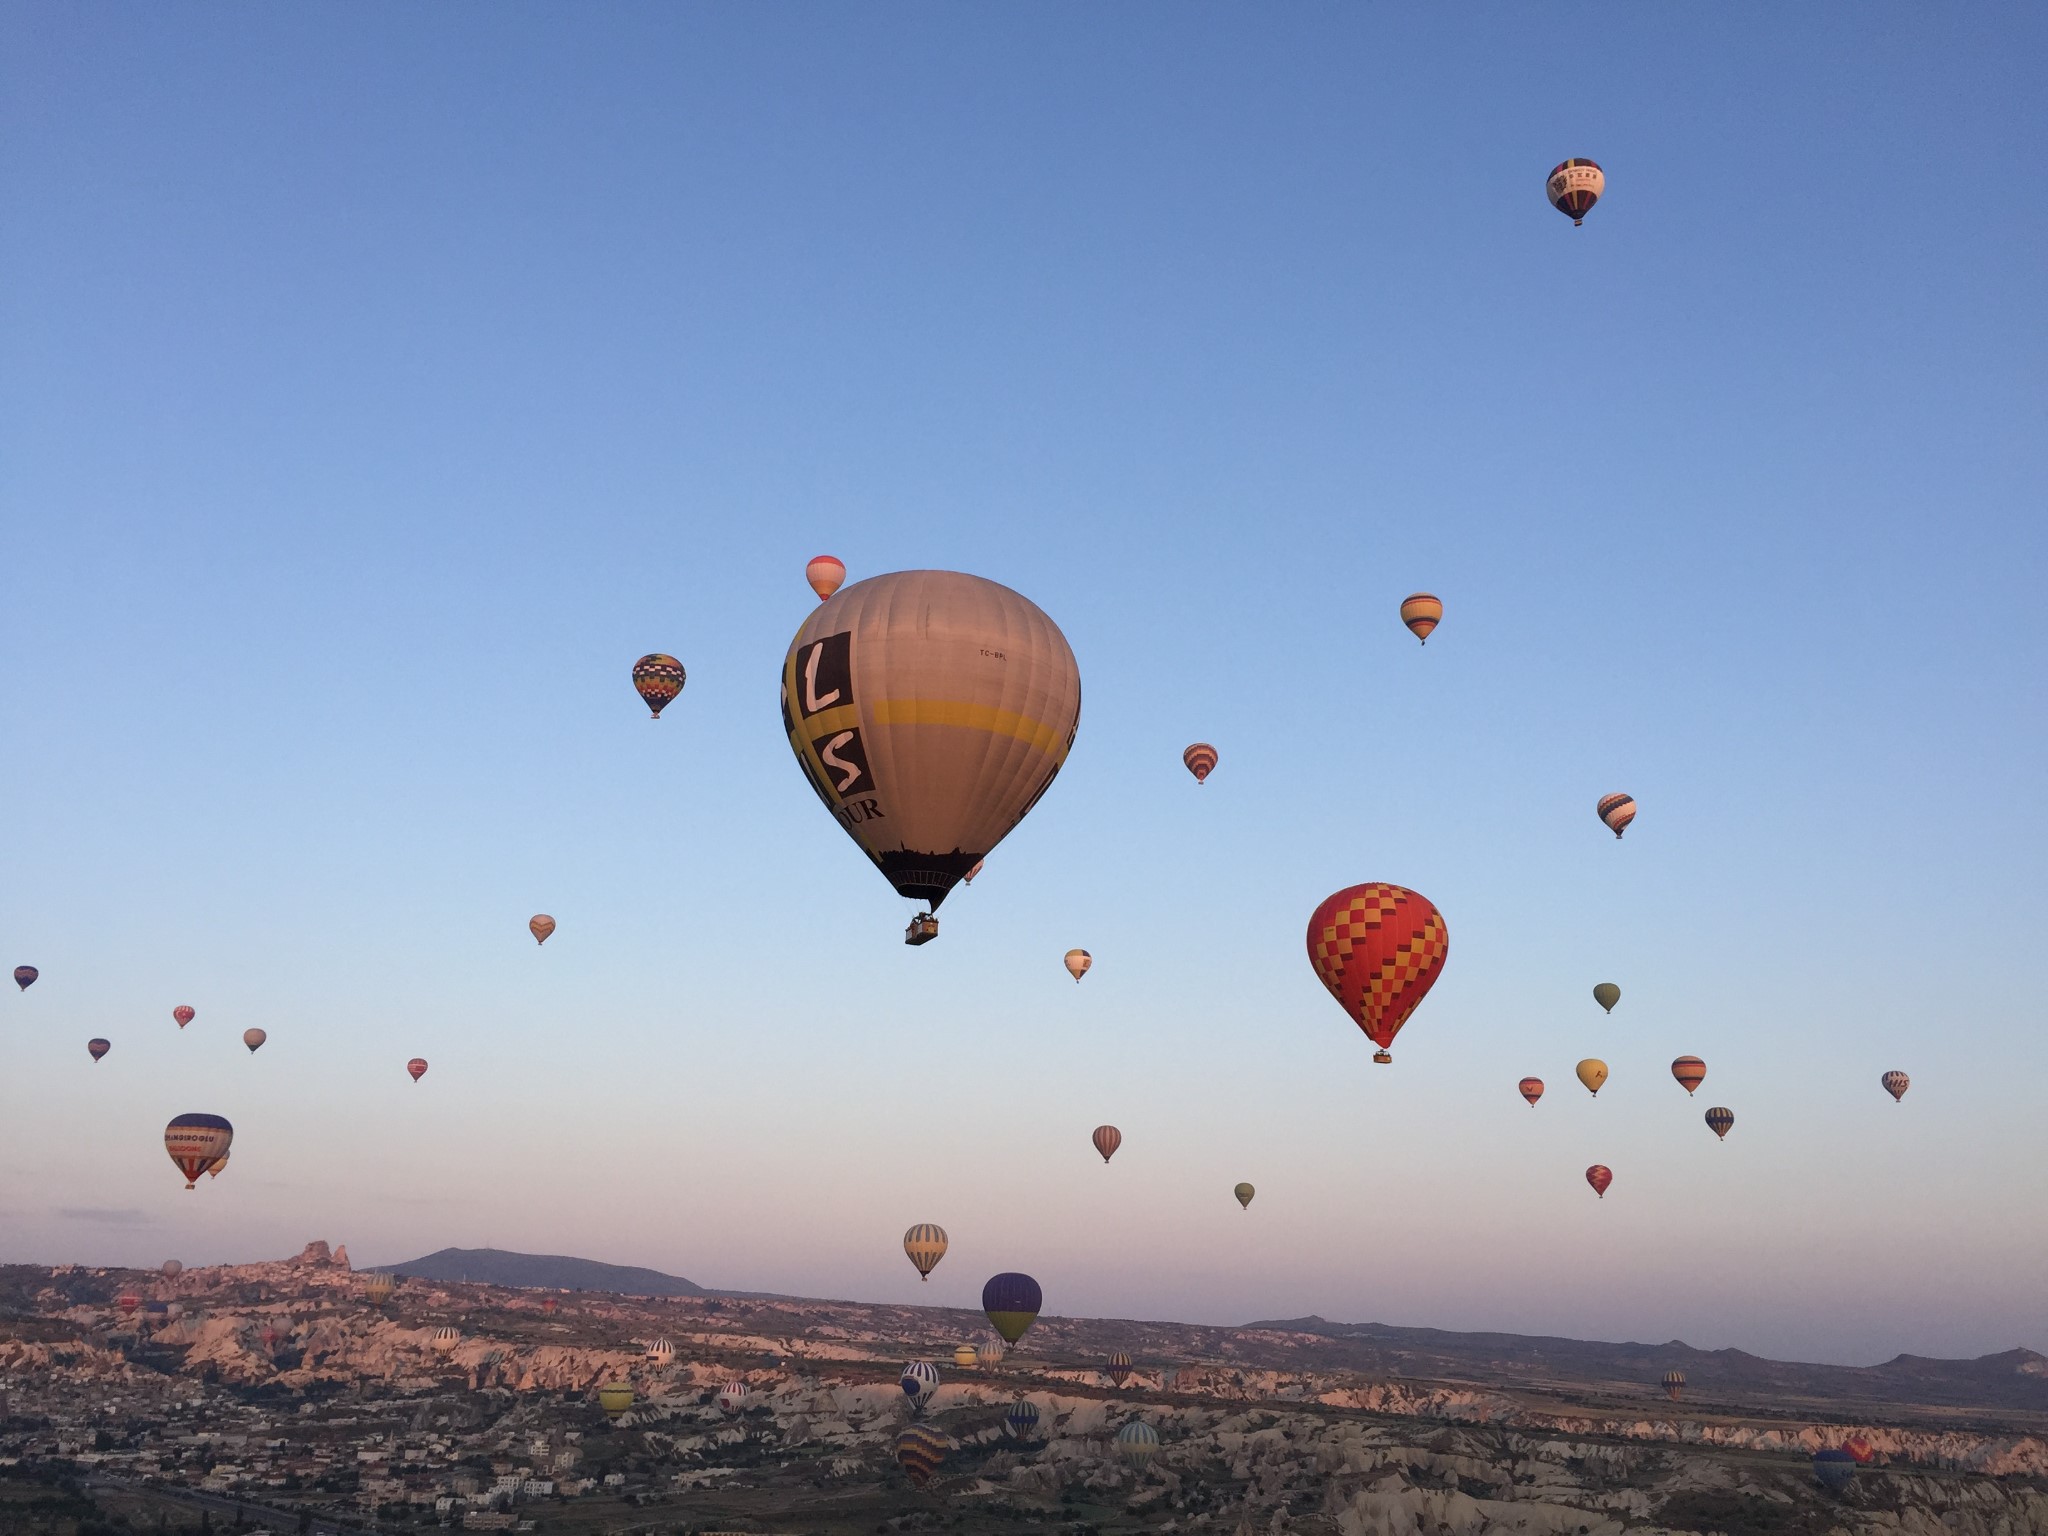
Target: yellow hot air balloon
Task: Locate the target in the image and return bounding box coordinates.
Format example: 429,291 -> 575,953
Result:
953,1344 -> 978,1369
1399,593 -> 1443,644
598,1383 -> 635,1421
780,572 -> 1082,945
1577,1058 -> 1609,1096
903,1223 -> 948,1281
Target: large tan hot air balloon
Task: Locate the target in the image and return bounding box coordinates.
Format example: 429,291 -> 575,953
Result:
780,572 -> 1082,945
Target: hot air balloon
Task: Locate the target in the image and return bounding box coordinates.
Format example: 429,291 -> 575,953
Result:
1705,1107 -> 1734,1140
717,1381 -> 749,1414
362,1273 -> 395,1305
172,1005 -> 195,1028
161,1260 -> 183,1279
1159,1367 -> 1180,1391
541,1296 -> 558,1315
407,1058 -> 428,1082
1092,1125 -> 1122,1163
963,858 -> 984,885
630,654 -> 687,719
1233,1182 -> 1255,1209
1004,1398 -> 1039,1439
952,1344 -> 978,1369
899,1359 -> 939,1413
806,555 -> 846,602
118,1293 -> 140,1317
1182,743 -> 1218,784
88,1038 -> 110,1062
1592,983 -> 1620,1014
647,1337 -> 675,1365
1597,793 -> 1636,839
903,1223 -> 948,1281
1116,1420 -> 1161,1466
896,1423 -> 949,1489
1813,1448 -> 1856,1491
1662,1370 -> 1685,1403
431,1327 -> 460,1353
1576,1059 -> 1609,1096
983,1272 -> 1042,1346
1399,593 -> 1443,645
529,914 -> 556,945
1546,158 -> 1605,226
1843,1436 -> 1874,1464
1518,1077 -> 1544,1107
13,965 -> 37,991
243,1028 -> 266,1054
1306,884 -> 1449,1065
260,1325 -> 280,1354
977,1341 -> 1004,1370
207,1152 -> 228,1179
1065,949 -> 1092,982
598,1383 -> 635,1421
1671,1056 -> 1705,1095
1106,1352 -> 1132,1388
164,1114 -> 232,1190
780,571 -> 1082,944
1586,1164 -> 1613,1199
1882,1071 -> 1910,1102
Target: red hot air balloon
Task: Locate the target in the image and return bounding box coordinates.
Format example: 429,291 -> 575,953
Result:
172,1005 -> 195,1029
118,1293 -> 140,1317
806,555 -> 846,602
88,1038 -> 111,1062
1182,743 -> 1218,784
1843,1436 -> 1874,1464
1306,884 -> 1448,1064
1586,1164 -> 1613,1199
1092,1125 -> 1122,1164
1671,1056 -> 1706,1095
407,1058 -> 428,1082
542,1297 -> 558,1316
1597,793 -> 1636,839
1518,1077 -> 1544,1107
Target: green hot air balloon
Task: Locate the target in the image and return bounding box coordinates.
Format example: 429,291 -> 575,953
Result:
1233,1182 -> 1255,1209
1593,982 -> 1620,1014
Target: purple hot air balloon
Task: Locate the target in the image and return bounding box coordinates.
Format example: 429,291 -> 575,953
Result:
88,1038 -> 111,1062
14,966 -> 39,991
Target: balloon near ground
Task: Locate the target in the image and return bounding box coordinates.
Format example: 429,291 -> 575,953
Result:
1518,1077 -> 1544,1107
647,1338 -> 674,1365
164,1113 -> 233,1190
717,1382 -> 748,1414
779,571 -> 1083,936
1882,1071 -> 1910,1102
1586,1164 -> 1613,1199
1546,158 -> 1605,225
161,1260 -> 182,1278
630,653 -> 686,719
1399,592 -> 1443,644
1576,1059 -> 1609,1096
1597,793 -> 1636,838
1234,1181 -> 1255,1208
362,1273 -> 395,1305
896,1423 -> 949,1489
899,1359 -> 939,1412
1092,1125 -> 1122,1163
1004,1399 -> 1039,1439
952,1344 -> 977,1369
529,914 -> 555,945
172,1005 -> 195,1028
1182,742 -> 1217,783
1705,1107 -> 1735,1140
407,1058 -> 428,1082
1671,1056 -> 1705,1094
431,1327 -> 460,1353
982,1272 -> 1042,1346
1814,1449 -> 1856,1491
1592,982 -> 1620,1014
597,1383 -> 635,1421
88,1038 -> 110,1062
1116,1420 -> 1161,1465
1663,1370 -> 1685,1403
903,1223 -> 947,1281
977,1341 -> 1004,1369
1305,884 -> 1449,1065
806,554 -> 845,601
1064,948 -> 1092,982
1106,1351 -> 1132,1387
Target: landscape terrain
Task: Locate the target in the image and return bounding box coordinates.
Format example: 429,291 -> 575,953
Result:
2,1244 -> 2044,1535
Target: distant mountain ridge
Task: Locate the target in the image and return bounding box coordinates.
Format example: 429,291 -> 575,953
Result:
389,1248 -> 709,1297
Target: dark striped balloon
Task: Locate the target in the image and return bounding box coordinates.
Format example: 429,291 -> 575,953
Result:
1882,1070 -> 1910,1103
88,1038 -> 111,1062
1005,1398 -> 1040,1439
896,1423 -> 950,1489
982,1272 -> 1042,1346
1662,1370 -> 1685,1402
1813,1448 -> 1856,1491
1106,1351 -> 1132,1388
1092,1125 -> 1122,1164
1705,1107 -> 1734,1141
1518,1076 -> 1544,1107
1671,1056 -> 1706,1095
1182,743 -> 1218,784
1597,793 -> 1636,838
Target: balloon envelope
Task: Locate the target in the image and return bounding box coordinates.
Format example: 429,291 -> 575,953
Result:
900,1359 -> 940,1412
806,554 -> 846,602
1597,793 -> 1636,838
1182,743 -> 1218,783
1065,948 -> 1092,982
1106,1351 -> 1132,1387
903,1223 -> 948,1280
1004,1398 -> 1039,1438
977,1341 -> 1004,1369
1662,1370 -> 1685,1402
1233,1182 -> 1254,1208
161,1260 -> 182,1278
952,1344 -> 978,1369
172,1005 -> 195,1028
1705,1106 -> 1735,1140
1116,1420 -> 1161,1465
1586,1164 -> 1613,1198
1306,884 -> 1449,1061
1546,158 -> 1605,225
630,654 -> 686,719
1882,1071 -> 1910,1102
13,965 -> 37,990
983,1272 -> 1042,1345
598,1384 -> 635,1421
1092,1125 -> 1122,1163
407,1058 -> 428,1081
717,1381 -> 748,1414
1592,983 -> 1620,1014
88,1038 -> 110,1062
1518,1077 -> 1544,1107
530,914 -> 556,945
362,1273 -> 395,1304
164,1113 -> 233,1189
780,571 -> 1082,915
1813,1448 -> 1856,1490
1399,592 -> 1443,644
1576,1059 -> 1609,1095
896,1423 -> 949,1488
1671,1056 -> 1705,1094
243,1028 -> 267,1053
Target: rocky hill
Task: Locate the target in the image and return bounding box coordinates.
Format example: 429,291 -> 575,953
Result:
387,1246 -> 709,1295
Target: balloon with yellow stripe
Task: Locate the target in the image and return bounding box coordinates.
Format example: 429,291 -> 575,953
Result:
781,572 -> 1082,938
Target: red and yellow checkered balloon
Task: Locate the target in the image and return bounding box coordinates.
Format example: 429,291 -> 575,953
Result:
1305,883 -> 1448,1060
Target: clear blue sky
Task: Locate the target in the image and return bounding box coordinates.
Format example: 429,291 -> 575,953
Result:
4,5 -> 2043,1367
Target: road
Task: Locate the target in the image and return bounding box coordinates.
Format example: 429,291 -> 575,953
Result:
87,1469 -> 381,1534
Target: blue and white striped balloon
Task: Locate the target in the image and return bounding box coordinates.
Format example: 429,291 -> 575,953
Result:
900,1359 -> 940,1413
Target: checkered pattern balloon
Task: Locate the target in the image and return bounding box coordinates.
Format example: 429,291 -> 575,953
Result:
1305,884 -> 1449,1058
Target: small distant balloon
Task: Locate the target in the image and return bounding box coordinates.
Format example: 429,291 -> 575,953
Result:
1004,1398 -> 1040,1439
1586,1164 -> 1613,1199
977,1340 -> 1004,1370
982,1272 -> 1042,1346
1597,793 -> 1636,839
363,1273 -> 395,1305
1592,982 -> 1620,1014
118,1292 -> 140,1317
1518,1077 -> 1544,1107
530,915 -> 556,945
207,1151 -> 228,1179
1116,1420 -> 1161,1465
717,1381 -> 749,1414
1576,1058 -> 1609,1096
173,1005 -> 195,1029
88,1038 -> 111,1062
1182,743 -> 1218,784
899,1359 -> 939,1413
1705,1106 -> 1734,1140
407,1058 -> 428,1082
1399,592 -> 1443,645
963,859 -> 985,885
1546,158 -> 1605,226
1233,1182 -> 1255,1209
1882,1071 -> 1910,1102
903,1223 -> 948,1281
13,966 -> 37,991
243,1028 -> 267,1054
1813,1448 -> 1856,1492
1106,1351 -> 1132,1388
164,1113 -> 233,1190
1064,949 -> 1092,983
1662,1370 -> 1685,1403
1671,1056 -> 1705,1095
598,1383 -> 635,1422
1843,1436 -> 1875,1464
952,1344 -> 978,1369
1092,1125 -> 1122,1163
161,1259 -> 183,1278
431,1326 -> 460,1353
630,654 -> 687,719
806,554 -> 846,602
896,1423 -> 949,1488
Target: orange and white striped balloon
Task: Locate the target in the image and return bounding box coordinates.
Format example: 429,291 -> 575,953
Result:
806,555 -> 846,602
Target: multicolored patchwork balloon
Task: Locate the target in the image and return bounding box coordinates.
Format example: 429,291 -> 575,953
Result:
1305,884 -> 1449,1065
896,1423 -> 949,1488
631,654 -> 686,719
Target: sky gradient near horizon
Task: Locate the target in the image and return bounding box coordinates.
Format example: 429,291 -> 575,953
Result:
3,5 -> 2045,1368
